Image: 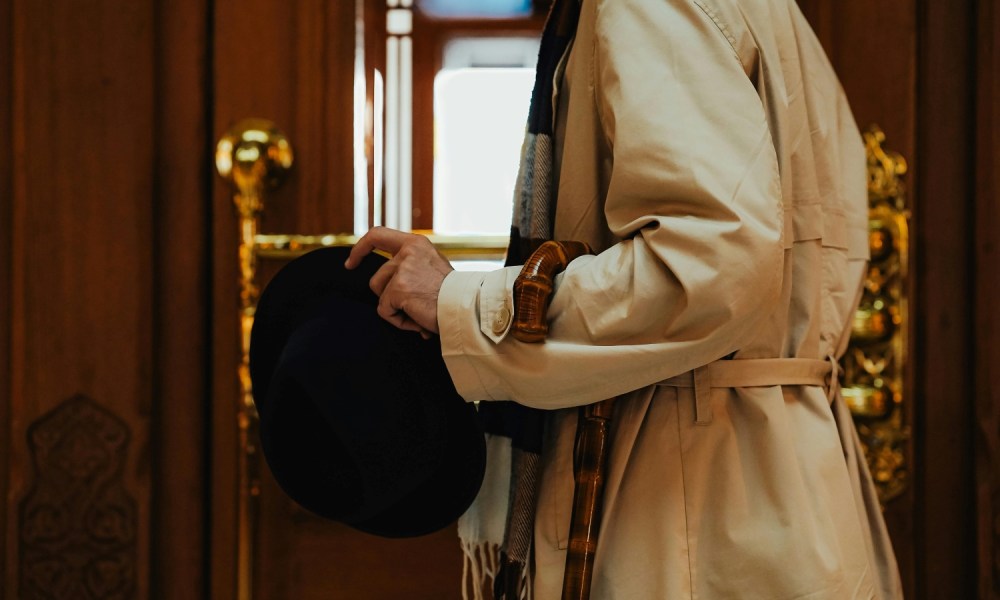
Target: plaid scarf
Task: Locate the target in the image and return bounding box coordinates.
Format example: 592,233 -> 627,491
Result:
458,1 -> 581,599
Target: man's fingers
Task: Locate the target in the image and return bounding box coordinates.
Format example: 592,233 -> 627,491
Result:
347,227 -> 447,336
345,227 -> 415,269
376,296 -> 402,324
368,260 -> 398,296
376,294 -> 425,334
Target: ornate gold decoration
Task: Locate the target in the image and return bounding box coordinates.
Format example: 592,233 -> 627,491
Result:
842,126 -> 910,502
216,118 -> 293,600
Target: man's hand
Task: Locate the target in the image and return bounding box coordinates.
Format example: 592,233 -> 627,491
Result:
345,227 -> 454,337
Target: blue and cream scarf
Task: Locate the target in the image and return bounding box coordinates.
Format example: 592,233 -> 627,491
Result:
458,1 -> 581,598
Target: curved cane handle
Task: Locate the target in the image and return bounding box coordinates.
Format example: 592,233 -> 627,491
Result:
512,240 -> 593,343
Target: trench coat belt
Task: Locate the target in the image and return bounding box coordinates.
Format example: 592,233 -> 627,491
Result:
656,357 -> 839,424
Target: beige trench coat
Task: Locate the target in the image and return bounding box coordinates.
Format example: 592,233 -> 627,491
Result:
438,0 -> 903,598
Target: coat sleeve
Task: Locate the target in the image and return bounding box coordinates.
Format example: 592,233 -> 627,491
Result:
438,0 -> 784,410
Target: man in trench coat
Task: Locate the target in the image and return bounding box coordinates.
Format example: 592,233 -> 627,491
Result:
347,0 -> 904,597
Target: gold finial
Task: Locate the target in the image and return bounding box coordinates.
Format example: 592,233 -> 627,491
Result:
216,118 -> 294,216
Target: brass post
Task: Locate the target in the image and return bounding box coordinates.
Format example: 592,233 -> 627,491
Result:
216,119 -> 294,600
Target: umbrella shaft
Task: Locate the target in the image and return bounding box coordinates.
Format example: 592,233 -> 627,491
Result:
561,399 -> 615,600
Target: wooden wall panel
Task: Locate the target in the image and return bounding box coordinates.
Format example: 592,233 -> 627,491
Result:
3,0 -> 157,597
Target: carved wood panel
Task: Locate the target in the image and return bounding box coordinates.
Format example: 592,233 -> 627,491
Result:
19,396 -> 136,599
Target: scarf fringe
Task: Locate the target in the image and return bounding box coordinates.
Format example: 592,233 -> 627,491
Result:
461,540 -> 500,600
461,541 -> 534,600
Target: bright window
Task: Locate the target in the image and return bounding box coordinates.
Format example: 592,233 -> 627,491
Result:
432,37 -> 537,235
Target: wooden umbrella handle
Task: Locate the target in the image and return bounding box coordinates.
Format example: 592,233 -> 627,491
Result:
512,240 -> 593,343
510,240 -> 614,600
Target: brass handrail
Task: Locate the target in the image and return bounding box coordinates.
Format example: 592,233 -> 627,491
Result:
252,232 -> 508,261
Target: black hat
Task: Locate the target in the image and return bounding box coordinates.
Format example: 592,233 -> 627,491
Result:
249,246 -> 485,538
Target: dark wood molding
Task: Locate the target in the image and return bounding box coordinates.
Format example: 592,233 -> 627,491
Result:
913,0 -> 978,597
209,101 -> 241,600
151,0 -> 212,597
975,0 -> 1000,597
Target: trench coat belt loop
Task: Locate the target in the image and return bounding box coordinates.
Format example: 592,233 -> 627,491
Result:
826,354 -> 841,406
656,357 -> 837,424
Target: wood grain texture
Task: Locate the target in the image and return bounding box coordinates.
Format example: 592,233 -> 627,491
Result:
211,8 -> 359,591
975,1 -> 1000,597
211,1 -> 298,595
3,0 -> 157,596
0,0 -> 13,589
250,468 -> 466,600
